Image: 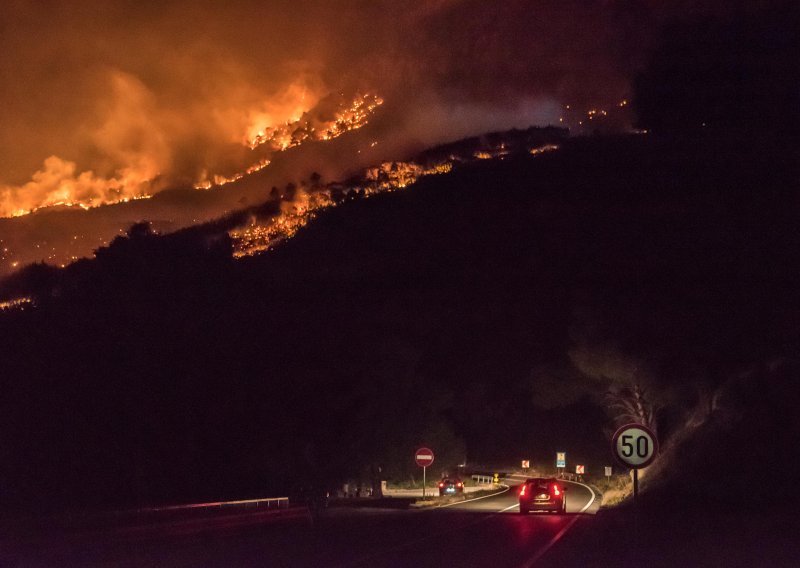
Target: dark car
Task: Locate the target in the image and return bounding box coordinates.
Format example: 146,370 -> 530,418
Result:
438,478 -> 465,496
518,477 -> 567,514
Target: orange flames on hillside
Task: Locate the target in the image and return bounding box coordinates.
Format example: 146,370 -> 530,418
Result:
230,143 -> 559,258
246,93 -> 383,150
196,93 -> 382,190
0,297 -> 33,312
1,91 -> 383,216
230,160 -> 455,258
0,156 -> 155,218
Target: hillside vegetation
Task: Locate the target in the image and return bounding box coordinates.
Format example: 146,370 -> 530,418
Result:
1,128 -> 797,514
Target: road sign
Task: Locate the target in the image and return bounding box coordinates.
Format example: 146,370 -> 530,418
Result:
521,460 -> 530,469
493,473 -> 499,484
415,447 -> 435,499
556,452 -> 566,468
605,466 -> 612,477
611,423 -> 658,469
612,423 -> 659,502
415,447 -> 435,468
575,464 -> 585,474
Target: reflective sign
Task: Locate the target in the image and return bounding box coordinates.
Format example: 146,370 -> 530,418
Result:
415,447 -> 435,468
556,452 -> 566,468
611,423 -> 658,469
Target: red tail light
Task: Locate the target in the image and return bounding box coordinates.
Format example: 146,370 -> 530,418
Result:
439,482 -> 444,488
457,482 -> 463,487
552,484 -> 560,496
519,484 -> 526,496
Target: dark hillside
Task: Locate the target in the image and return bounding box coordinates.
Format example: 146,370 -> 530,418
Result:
0,132 -> 797,513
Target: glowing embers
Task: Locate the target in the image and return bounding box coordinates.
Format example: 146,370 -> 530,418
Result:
196,93 -> 383,191
246,93 -> 383,150
195,159 -> 272,191
529,144 -> 560,155
229,142 -> 559,258
228,160 -> 450,258
0,297 -> 33,312
230,190 -> 335,257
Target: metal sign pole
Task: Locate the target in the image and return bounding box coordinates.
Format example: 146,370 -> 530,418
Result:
633,468 -> 640,564
423,466 -> 427,499
611,424 -> 658,567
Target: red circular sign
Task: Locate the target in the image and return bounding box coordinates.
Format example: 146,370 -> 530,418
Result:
415,447 -> 435,467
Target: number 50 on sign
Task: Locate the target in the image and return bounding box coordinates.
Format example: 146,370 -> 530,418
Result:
611,423 -> 658,469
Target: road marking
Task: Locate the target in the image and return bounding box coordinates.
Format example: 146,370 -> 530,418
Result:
339,484 -> 513,566
518,480 -> 596,567
574,480 -> 596,513
437,484 -> 510,508
499,503 -> 518,512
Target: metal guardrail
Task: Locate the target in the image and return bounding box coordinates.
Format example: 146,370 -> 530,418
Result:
471,475 -> 495,484
139,496 -> 290,513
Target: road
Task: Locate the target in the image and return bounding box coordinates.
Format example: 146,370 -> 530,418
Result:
3,478 -> 599,567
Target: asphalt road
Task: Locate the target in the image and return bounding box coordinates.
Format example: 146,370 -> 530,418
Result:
3,478 -> 599,567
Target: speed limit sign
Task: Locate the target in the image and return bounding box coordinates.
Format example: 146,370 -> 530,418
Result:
611,423 -> 658,469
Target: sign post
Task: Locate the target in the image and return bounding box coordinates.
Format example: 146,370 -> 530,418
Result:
556,452 -> 566,475
611,423 -> 658,501
611,423 -> 658,564
415,447 -> 435,498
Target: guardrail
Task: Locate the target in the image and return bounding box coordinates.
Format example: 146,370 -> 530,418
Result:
471,475 -> 495,484
139,496 -> 290,513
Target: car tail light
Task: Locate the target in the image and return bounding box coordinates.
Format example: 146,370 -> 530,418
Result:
552,484 -> 560,496
457,482 -> 463,487
519,484 -> 526,496
439,482 -> 444,488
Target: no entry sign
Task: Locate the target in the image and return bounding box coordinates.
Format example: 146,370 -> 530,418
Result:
415,447 -> 435,468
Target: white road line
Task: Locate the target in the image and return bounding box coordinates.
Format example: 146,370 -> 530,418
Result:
437,484 -> 510,508
339,484 -> 513,567
574,480 -> 596,513
499,503 -> 519,512
518,480 -> 596,568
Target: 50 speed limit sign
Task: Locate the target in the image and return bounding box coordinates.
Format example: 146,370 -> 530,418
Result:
611,423 -> 658,469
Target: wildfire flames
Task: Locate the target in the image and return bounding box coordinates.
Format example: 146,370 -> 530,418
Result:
196,93 -> 383,191
229,143 -> 559,258
0,114 -> 563,277
1,91 -> 383,217
246,93 -> 383,150
0,156 -> 155,218
0,297 -> 33,312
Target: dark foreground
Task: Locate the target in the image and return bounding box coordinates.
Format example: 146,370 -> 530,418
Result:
3,481 -> 600,567
3,479 -> 798,567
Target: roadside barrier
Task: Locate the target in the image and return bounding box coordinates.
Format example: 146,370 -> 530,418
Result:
471,475 -> 494,484
139,496 -> 290,513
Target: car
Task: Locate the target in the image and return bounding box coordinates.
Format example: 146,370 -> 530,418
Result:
518,477 -> 567,514
438,478 -> 465,496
